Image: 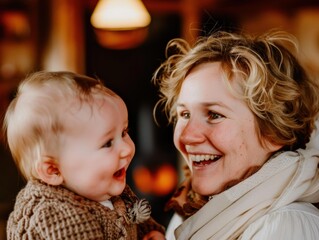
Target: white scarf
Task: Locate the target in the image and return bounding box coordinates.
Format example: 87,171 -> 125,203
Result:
175,148 -> 319,240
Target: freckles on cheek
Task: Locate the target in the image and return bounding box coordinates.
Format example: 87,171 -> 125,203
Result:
209,128 -> 232,148
236,129 -> 248,156
238,141 -> 248,158
216,128 -> 248,157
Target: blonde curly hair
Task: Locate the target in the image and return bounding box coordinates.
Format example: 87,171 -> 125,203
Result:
153,30 -> 319,150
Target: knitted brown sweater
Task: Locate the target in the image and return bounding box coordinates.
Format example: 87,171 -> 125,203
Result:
7,180 -> 164,239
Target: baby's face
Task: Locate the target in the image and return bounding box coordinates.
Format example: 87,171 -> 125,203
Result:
58,95 -> 135,202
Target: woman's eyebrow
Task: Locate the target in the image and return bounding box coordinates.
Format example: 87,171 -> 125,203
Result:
176,101 -> 231,110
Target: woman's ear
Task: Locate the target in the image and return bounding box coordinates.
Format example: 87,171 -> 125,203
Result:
36,158 -> 63,185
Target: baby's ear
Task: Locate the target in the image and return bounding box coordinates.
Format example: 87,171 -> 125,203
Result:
36,158 -> 63,185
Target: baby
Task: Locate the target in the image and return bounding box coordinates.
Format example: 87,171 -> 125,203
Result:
4,71 -> 165,239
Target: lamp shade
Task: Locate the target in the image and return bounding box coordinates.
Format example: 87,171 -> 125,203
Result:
90,0 -> 151,49
90,0 -> 151,30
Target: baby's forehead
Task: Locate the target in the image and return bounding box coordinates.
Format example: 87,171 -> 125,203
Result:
61,94 -> 127,132
93,94 -> 127,114
65,93 -> 124,115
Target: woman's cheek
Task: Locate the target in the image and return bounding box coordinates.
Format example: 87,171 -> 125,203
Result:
173,124 -> 182,151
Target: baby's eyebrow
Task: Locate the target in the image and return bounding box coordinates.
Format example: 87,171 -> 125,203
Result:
99,129 -> 112,142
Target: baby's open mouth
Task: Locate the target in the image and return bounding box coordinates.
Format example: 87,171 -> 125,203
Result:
113,167 -> 125,178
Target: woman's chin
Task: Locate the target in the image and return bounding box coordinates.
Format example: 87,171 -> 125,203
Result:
192,181 -> 216,196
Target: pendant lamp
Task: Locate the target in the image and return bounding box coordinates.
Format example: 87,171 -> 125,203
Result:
90,0 -> 151,49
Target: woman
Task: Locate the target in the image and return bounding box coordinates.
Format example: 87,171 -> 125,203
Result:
153,30 -> 319,239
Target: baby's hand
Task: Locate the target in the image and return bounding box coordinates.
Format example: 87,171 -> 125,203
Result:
143,230 -> 166,240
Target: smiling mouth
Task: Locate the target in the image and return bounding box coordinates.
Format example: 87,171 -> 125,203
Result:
113,167 -> 126,179
189,154 -> 221,167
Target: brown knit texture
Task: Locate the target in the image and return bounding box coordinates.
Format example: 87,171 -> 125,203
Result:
7,180 -> 164,239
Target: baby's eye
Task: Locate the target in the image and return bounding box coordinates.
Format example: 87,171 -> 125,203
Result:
122,128 -> 129,137
102,140 -> 113,148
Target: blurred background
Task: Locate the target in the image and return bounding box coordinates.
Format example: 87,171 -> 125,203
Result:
0,0 -> 319,238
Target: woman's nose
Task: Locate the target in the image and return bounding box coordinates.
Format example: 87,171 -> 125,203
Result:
179,119 -> 206,145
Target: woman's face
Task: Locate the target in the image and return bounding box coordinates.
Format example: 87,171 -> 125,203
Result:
174,62 -> 280,196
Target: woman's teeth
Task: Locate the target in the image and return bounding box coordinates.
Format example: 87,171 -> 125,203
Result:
189,154 -> 221,162
189,154 -> 221,166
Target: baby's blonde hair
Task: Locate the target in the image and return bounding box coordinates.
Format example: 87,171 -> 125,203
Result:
153,30 -> 319,150
3,71 -> 117,180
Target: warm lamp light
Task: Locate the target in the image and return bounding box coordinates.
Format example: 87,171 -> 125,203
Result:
133,164 -> 177,196
90,0 -> 151,49
91,0 -> 151,30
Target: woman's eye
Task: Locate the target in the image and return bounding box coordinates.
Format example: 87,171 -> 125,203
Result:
102,140 -> 113,148
208,111 -> 224,121
178,111 -> 190,119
